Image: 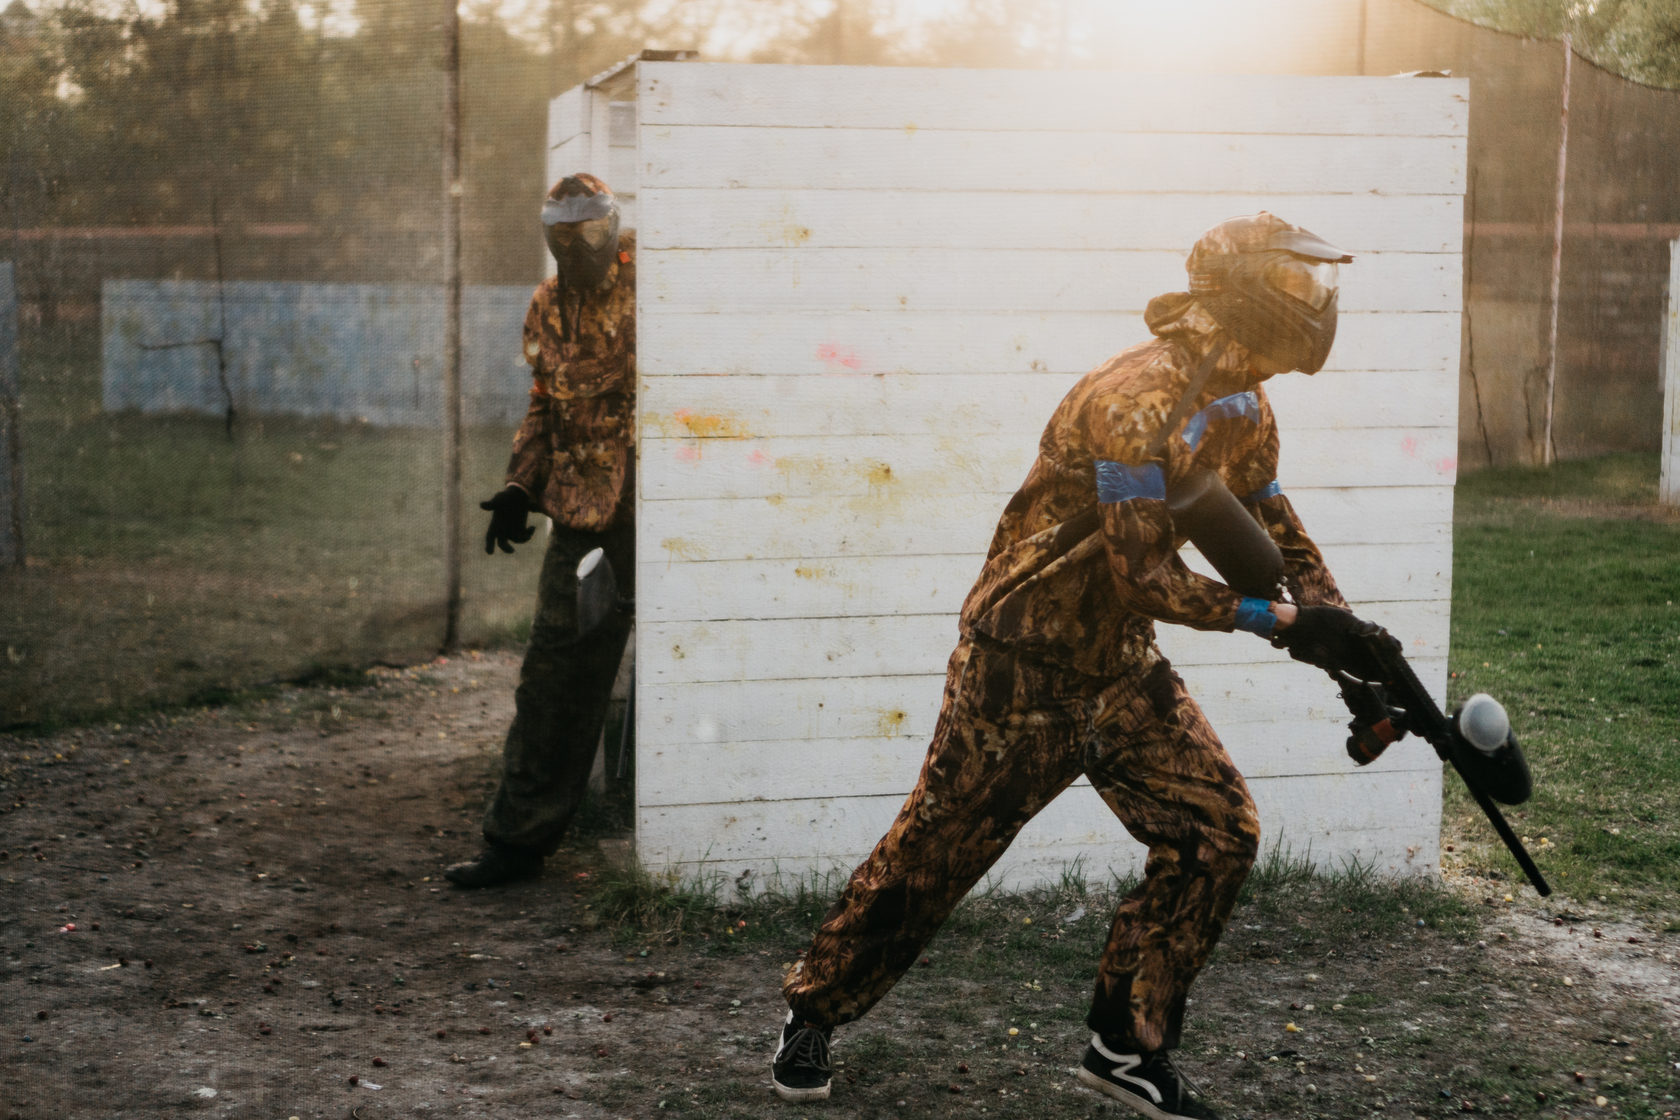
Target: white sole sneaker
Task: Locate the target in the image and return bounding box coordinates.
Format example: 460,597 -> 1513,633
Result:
1077,1064 -> 1173,1118
772,1079 -> 832,1103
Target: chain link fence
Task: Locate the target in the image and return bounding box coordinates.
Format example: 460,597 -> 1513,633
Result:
2,0 -> 1677,728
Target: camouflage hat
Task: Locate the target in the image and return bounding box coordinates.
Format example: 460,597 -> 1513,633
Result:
1187,211 -> 1351,292
546,172 -> 612,201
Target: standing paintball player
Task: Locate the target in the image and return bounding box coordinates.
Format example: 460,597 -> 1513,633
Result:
772,213 -> 1392,1120
444,173 -> 636,888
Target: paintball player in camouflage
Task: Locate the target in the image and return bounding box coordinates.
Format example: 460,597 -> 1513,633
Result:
772,213 -> 1389,1119
444,173 -> 636,889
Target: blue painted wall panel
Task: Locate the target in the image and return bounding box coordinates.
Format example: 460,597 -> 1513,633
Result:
101,280 -> 539,427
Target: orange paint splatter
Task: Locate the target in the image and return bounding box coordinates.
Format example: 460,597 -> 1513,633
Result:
671,409 -> 749,439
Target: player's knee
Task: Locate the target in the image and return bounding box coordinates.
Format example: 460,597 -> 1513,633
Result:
1222,796 -> 1262,873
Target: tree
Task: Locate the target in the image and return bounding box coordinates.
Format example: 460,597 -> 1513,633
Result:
1417,0 -> 1680,87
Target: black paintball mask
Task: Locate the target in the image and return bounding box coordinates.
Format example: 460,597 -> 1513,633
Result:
542,175 -> 621,291
1187,212 -> 1353,375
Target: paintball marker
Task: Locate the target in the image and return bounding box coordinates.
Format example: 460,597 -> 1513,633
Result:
1333,626 -> 1550,897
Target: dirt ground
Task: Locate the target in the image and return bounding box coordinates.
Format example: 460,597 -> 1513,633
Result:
3,651 -> 1678,1120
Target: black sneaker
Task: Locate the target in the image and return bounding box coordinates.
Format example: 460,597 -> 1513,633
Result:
771,1010 -> 832,1102
1076,1034 -> 1223,1120
442,844 -> 542,888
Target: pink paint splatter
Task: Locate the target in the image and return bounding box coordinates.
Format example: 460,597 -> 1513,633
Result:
747,449 -> 773,466
1437,456 -> 1458,475
816,343 -> 863,370
675,445 -> 701,462
1400,436 -> 1420,458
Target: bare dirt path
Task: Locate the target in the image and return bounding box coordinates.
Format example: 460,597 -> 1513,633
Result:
3,653 -> 1677,1120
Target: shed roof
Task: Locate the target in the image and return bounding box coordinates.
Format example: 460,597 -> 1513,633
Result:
586,48 -> 699,98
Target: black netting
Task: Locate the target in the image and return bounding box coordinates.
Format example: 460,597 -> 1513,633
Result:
3,0 -> 1677,726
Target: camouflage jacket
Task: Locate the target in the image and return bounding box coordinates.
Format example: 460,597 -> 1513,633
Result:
959,292 -> 1346,680
504,230 -> 636,531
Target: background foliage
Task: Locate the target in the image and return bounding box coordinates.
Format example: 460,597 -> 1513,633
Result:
1417,0 -> 1680,87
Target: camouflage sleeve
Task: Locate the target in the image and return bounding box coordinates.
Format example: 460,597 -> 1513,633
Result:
1096,459 -> 1246,632
503,396 -> 551,499
503,298 -> 554,496
1243,483 -> 1349,609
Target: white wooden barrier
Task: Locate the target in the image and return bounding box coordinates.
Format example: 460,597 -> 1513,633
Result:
549,62 -> 1469,890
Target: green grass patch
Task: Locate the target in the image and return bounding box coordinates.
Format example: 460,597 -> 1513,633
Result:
1450,451 -> 1680,911
2,324 -> 544,728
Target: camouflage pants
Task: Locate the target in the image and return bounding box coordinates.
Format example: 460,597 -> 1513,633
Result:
481,518 -> 634,856
783,637 -> 1260,1052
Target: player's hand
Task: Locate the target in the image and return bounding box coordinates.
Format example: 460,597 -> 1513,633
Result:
480,486 -> 535,554
1271,605 -> 1387,681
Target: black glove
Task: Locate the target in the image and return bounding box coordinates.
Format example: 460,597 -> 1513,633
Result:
480,485 -> 535,554
1271,605 -> 1389,681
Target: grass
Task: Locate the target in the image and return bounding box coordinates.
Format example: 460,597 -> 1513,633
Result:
1,323 -> 545,729
574,854 -> 1680,1120
1448,451 -> 1680,911
7,315 -> 1677,921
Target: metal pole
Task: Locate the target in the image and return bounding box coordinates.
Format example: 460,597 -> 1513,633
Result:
1661,238 -> 1680,506
1542,34 -> 1572,466
441,0 -> 464,650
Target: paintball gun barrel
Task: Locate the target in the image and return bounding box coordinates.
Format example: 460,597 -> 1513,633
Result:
1333,626 -> 1550,897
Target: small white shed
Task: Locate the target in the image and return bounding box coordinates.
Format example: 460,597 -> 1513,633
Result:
548,58 -> 1468,890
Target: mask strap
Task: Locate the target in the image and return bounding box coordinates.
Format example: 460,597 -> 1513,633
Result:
1144,335 -> 1228,461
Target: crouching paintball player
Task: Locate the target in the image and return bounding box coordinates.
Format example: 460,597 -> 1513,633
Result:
772,212 -> 1392,1119
444,172 -> 636,889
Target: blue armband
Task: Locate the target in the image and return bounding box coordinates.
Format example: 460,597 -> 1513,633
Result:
1234,596 -> 1278,637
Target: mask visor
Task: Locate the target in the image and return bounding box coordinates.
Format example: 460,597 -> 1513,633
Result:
546,216 -> 614,251
542,192 -> 614,227
1265,259 -> 1339,312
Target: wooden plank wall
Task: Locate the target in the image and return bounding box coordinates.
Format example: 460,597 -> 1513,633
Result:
629,61 -> 1468,890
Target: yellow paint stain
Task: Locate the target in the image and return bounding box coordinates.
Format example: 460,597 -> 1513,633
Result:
670,409 -> 750,439
765,494 -> 785,507
842,459 -> 909,520
769,200 -> 814,247
793,564 -> 833,581
904,122 -> 918,136
772,455 -> 828,480
875,709 -> 908,737
660,537 -> 708,562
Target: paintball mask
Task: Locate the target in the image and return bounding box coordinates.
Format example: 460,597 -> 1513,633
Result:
543,174 -> 621,291
1187,212 -> 1353,375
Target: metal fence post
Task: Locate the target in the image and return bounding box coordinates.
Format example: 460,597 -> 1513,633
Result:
1542,34 -> 1573,467
441,0 -> 464,651
0,261 -> 22,567
1662,238 -> 1680,507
